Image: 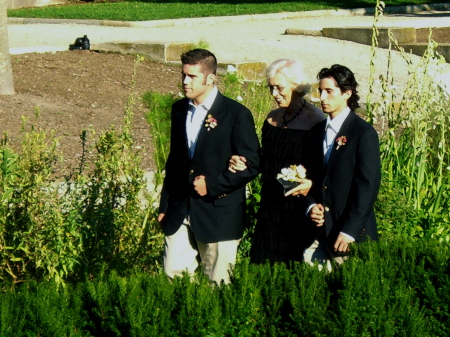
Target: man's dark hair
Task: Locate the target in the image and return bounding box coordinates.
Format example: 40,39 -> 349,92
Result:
317,64 -> 360,111
181,48 -> 217,75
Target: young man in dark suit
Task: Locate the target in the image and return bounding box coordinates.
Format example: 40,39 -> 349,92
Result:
304,64 -> 381,270
158,49 -> 260,283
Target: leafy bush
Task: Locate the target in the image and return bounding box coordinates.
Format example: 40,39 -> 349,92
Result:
375,179 -> 426,240
0,113 -> 84,283
1,239 -> 449,336
0,59 -> 164,284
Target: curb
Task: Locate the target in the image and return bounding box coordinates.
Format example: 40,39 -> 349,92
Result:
8,3 -> 450,28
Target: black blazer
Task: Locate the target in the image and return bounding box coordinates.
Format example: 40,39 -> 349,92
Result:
159,92 -> 260,243
305,111 -> 381,248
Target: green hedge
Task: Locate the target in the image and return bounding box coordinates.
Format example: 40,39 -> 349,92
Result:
1,239 -> 449,336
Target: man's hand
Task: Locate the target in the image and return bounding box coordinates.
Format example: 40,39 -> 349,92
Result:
309,204 -> 325,226
285,178 -> 312,197
193,175 -> 208,196
334,233 -> 353,253
228,155 -> 247,173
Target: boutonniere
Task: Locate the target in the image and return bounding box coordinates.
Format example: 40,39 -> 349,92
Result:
336,136 -> 347,150
204,114 -> 218,131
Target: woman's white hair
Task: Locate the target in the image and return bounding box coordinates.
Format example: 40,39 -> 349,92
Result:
266,58 -> 311,96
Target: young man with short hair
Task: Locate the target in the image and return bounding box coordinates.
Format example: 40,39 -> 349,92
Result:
158,49 -> 259,283
304,64 -> 381,270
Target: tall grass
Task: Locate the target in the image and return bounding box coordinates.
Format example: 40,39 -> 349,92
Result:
368,0 -> 450,242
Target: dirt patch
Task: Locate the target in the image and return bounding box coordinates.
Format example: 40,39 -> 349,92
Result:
1,50 -> 182,173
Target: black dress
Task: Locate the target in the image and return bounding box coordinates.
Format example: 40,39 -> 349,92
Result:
250,120 -> 311,265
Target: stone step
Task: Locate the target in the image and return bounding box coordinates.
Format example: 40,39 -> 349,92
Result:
416,27 -> 450,43
286,26 -> 450,63
401,42 -> 450,63
322,27 -> 416,48
91,42 -> 196,63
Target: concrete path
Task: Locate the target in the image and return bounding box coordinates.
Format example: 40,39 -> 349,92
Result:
7,3 -> 450,99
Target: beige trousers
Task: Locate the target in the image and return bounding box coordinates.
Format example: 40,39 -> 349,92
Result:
303,239 -> 347,272
163,221 -> 240,284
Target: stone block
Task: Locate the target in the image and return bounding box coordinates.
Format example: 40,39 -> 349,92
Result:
284,28 -> 323,37
401,43 -> 450,63
89,42 -> 266,81
322,27 -> 416,48
91,42 -> 195,63
416,27 -> 450,43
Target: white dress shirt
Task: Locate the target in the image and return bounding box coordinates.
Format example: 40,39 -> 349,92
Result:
186,86 -> 218,158
323,107 -> 351,162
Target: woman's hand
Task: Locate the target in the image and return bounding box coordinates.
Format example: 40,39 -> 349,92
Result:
228,155 -> 248,173
285,178 -> 312,197
309,204 -> 325,226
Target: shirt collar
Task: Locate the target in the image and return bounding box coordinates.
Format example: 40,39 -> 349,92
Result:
188,86 -> 218,111
326,107 -> 351,133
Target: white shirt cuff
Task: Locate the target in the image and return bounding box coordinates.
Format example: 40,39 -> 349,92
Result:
340,231 -> 355,242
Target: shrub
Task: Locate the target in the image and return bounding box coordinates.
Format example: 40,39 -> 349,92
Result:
1,239 -> 449,336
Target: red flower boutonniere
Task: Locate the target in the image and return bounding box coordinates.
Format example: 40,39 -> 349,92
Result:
205,114 -> 218,131
336,136 -> 347,150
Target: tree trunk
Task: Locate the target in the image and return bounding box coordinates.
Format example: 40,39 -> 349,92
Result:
0,1 -> 14,95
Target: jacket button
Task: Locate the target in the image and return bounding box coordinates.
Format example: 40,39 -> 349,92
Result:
323,185 -> 328,190
325,206 -> 330,212
190,170 -> 194,174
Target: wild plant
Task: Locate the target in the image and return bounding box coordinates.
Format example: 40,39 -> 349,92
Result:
368,0 -> 450,241
143,91 -> 177,186
0,56 -> 165,284
221,68 -> 273,134
0,111 -> 84,283
71,56 -> 164,276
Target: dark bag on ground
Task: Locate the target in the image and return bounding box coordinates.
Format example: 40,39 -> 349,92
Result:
69,35 -> 90,50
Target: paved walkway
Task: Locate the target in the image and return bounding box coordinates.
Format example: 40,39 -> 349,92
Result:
7,2 -> 450,98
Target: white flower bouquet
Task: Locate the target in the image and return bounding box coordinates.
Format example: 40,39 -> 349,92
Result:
276,164 -> 307,195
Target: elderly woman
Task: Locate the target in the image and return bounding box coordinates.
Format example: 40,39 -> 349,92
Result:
230,59 -> 325,264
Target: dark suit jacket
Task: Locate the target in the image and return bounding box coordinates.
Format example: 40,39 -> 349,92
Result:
159,91 -> 260,243
305,111 -> 381,249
